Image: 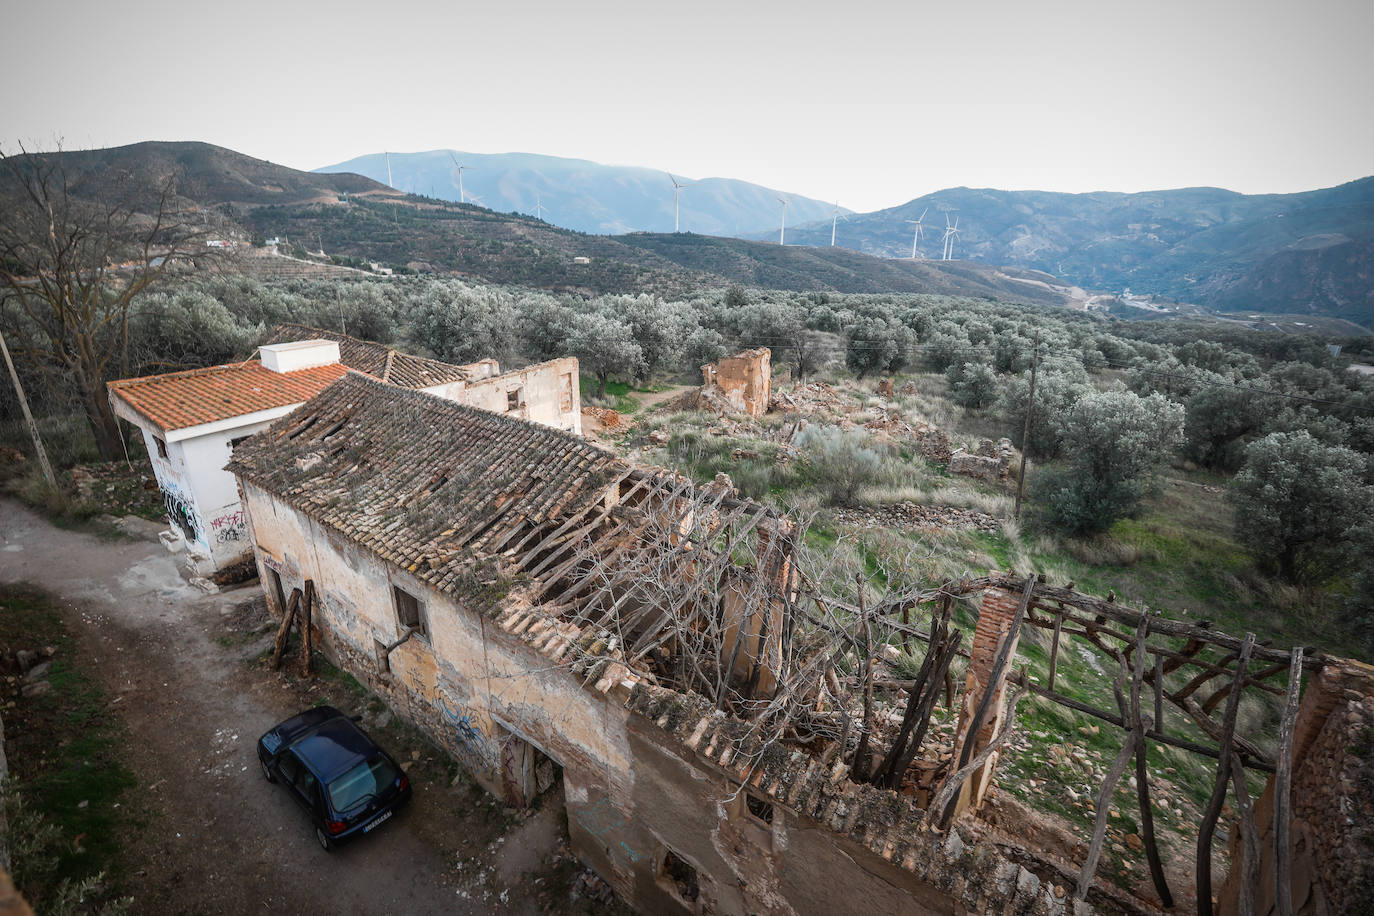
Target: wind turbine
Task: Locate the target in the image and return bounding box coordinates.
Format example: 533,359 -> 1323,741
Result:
777,197 -> 789,245
532,191 -> 551,221
449,153 -> 474,204
941,214 -> 961,261
668,173 -> 689,232
830,201 -> 849,246
905,208 -> 927,259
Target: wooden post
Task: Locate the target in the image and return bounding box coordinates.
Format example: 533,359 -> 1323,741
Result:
1273,647 -> 1303,916
1047,611 -> 1063,692
852,574 -> 876,781
0,326 -> 56,488
272,588 -> 301,670
300,580 -> 315,676
1013,331 -> 1040,519
1129,621 -> 1173,908
1196,633 -> 1254,916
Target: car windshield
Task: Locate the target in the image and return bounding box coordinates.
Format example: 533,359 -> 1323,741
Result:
328,755 -> 399,812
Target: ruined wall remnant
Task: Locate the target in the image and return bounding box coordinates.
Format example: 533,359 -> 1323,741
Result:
950,585 -> 1026,816
697,348 -> 771,418
1219,657 -> 1374,916
949,438 -> 1014,483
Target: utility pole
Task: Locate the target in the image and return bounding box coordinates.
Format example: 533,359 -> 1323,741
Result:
1013,331 -> 1040,519
0,326 -> 56,488
336,287 -> 347,336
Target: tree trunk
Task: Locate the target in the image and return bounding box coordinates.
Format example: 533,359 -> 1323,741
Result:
81,377 -> 125,461
597,373 -> 608,400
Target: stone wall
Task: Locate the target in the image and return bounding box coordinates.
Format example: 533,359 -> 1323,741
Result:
949,438 -> 1015,483
698,348 -> 772,418
425,357 -> 581,436
1220,657 -> 1374,915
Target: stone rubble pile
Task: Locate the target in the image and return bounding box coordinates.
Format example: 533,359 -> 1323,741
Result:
831,502 -> 1001,534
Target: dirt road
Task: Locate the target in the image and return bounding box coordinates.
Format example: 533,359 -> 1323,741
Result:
0,501 -> 569,915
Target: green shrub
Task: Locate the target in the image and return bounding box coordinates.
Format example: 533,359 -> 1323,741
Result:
796,425 -> 888,506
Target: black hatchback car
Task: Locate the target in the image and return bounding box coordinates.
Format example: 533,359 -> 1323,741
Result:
257,705 -> 412,850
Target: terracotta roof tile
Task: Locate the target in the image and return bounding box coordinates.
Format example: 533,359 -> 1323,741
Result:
263,324 -> 469,388
108,361 -> 349,433
226,373 -> 623,600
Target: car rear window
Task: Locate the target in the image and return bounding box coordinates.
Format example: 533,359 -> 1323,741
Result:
328,755 -> 399,812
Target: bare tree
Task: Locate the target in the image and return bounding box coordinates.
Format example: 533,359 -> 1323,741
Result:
0,143 -> 210,460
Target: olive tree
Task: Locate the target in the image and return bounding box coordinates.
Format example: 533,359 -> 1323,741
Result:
567,311 -> 643,400
1229,431 -> 1371,583
1034,389 -> 1184,535
945,361 -> 999,409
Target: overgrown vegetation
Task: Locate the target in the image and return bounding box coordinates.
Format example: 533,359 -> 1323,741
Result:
0,584 -> 136,913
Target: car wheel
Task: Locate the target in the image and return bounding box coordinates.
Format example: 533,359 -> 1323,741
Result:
260,757 -> 276,783
316,827 -> 334,852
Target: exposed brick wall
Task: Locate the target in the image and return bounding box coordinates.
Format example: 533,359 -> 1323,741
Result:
952,586 -> 1025,812
698,348 -> 771,418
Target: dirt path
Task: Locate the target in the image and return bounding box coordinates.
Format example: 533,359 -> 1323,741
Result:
0,501 -> 566,915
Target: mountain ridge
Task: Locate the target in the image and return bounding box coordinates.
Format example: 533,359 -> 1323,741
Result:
1,141 -> 1069,306
777,179 -> 1374,326
314,149 -> 844,237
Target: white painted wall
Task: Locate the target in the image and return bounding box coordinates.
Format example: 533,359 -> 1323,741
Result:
421,357 -> 581,435
129,417 -> 277,569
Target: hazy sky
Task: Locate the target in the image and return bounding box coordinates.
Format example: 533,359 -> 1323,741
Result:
5,0 -> 1371,212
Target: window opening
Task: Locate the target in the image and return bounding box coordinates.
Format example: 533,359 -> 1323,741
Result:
660,849 -> 700,903
229,435 -> 250,452
393,585 -> 426,638
506,387 -> 523,412
154,436 -> 168,459
745,794 -> 774,825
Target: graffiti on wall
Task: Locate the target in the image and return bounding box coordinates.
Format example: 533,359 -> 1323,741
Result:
161,482 -> 203,544
209,509 -> 246,546
437,693 -> 493,774
579,795 -> 645,865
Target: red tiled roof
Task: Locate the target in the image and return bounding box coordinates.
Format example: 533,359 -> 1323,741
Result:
107,361 -> 349,433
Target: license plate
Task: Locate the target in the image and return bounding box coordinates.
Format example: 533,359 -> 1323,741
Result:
363,811 -> 392,833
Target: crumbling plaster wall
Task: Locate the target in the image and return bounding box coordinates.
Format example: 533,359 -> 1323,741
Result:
424,357 -> 582,435
239,482 -> 626,802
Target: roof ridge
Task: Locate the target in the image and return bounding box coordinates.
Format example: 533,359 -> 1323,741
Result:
108,360 -> 265,388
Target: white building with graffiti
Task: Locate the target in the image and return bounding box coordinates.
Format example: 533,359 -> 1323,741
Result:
108,340 -> 350,574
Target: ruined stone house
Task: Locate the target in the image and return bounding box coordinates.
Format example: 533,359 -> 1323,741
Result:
225,373 -> 1116,914
698,347 -> 772,418
263,325 -> 583,436
225,372 -> 1374,914
108,326 -> 581,576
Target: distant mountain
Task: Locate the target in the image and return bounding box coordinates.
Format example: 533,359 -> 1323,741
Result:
27,140 -> 393,209
314,150 -> 843,237
6,141 -> 1070,305
776,181 -> 1374,327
